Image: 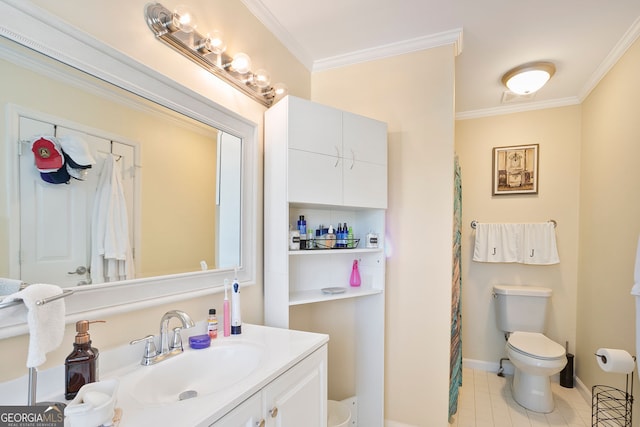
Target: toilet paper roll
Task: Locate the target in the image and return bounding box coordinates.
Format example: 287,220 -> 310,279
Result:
595,348 -> 635,374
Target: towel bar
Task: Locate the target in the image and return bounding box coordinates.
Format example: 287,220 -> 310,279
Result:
0,289 -> 74,310
470,219 -> 557,229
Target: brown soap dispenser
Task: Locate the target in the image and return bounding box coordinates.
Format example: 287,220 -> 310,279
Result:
65,320 -> 105,400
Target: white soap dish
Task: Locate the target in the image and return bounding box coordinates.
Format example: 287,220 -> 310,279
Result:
64,378 -> 119,427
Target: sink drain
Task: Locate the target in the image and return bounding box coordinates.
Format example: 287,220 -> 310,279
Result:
178,390 -> 198,401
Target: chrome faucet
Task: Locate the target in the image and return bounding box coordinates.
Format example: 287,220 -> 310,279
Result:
130,309 -> 195,366
159,310 -> 195,354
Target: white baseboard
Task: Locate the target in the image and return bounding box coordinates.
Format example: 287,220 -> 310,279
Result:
463,357 -> 514,375
384,420 -> 418,427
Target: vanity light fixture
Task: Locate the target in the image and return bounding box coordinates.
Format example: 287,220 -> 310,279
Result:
501,62 -> 556,95
145,2 -> 287,106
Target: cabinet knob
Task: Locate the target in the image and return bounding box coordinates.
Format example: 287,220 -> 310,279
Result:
269,406 -> 278,418
256,419 -> 265,427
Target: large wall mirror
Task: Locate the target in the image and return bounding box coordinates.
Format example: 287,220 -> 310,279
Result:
0,2 -> 257,337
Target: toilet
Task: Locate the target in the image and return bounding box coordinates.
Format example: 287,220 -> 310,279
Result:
493,285 -> 567,413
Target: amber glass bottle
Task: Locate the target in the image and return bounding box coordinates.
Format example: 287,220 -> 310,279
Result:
64,320 -> 102,400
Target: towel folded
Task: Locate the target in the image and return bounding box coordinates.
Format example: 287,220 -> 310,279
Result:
0,278 -> 25,296
473,223 -> 522,263
473,222 -> 559,265
522,223 -> 560,265
1,284 -> 66,367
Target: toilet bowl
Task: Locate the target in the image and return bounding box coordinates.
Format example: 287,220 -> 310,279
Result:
506,331 -> 567,413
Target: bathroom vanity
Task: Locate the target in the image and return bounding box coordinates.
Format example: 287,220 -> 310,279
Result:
0,324 -> 328,426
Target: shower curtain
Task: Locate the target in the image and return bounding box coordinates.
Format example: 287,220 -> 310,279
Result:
449,155 -> 463,419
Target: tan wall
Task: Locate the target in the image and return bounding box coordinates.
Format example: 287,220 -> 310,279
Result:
578,37 -> 640,423
455,106 -> 582,366
0,0 -> 310,382
311,46 -> 456,426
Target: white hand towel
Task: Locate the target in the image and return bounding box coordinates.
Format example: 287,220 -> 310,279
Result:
0,278 -> 25,296
522,223 -> 560,265
473,223 -> 522,263
1,284 -> 66,367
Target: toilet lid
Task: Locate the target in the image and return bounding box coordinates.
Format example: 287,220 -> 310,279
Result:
508,331 -> 565,359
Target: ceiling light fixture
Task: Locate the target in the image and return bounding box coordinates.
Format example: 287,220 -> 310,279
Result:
145,3 -> 287,106
501,62 -> 556,95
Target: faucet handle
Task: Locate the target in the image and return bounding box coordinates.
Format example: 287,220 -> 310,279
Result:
130,335 -> 158,365
169,327 -> 183,351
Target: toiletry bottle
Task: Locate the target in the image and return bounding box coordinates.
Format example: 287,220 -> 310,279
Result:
347,226 -> 354,248
65,320 -> 104,400
307,228 -> 314,249
350,259 -> 361,287
231,271 -> 242,335
223,279 -> 231,337
326,225 -> 336,248
289,226 -> 300,250
336,223 -> 344,248
207,308 -> 218,339
297,215 -> 306,235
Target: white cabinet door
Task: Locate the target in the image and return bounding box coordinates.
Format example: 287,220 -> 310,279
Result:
264,346 -> 327,427
211,392 -> 263,427
343,112 -> 388,208
288,150 -> 342,205
288,96 -> 342,157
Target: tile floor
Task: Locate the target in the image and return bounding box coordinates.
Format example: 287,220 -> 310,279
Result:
448,368 -> 593,427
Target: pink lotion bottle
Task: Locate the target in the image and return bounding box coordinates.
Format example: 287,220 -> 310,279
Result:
223,279 -> 231,337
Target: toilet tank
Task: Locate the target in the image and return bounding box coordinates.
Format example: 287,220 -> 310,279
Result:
493,285 -> 552,333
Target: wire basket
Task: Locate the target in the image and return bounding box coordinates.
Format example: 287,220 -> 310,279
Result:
592,385 -> 633,426
306,238 -> 360,250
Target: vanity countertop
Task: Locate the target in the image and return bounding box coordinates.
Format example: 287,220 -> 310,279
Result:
0,324 -> 329,427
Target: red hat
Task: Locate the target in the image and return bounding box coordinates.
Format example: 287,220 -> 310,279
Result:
31,136 -> 64,172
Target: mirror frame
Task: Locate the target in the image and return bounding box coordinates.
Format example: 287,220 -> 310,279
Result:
0,1 -> 258,338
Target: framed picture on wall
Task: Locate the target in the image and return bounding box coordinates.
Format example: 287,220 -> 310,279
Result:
492,144 -> 539,195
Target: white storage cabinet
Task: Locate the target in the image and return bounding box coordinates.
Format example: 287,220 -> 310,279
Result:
264,95 -> 387,427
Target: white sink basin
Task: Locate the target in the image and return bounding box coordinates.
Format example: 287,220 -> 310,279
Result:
126,340 -> 265,404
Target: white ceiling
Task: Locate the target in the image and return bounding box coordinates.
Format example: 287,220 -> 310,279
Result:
241,0 -> 640,118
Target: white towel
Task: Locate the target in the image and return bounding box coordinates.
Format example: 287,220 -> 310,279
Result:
91,155 -> 135,283
0,278 -> 25,296
1,284 -> 66,367
473,223 -> 522,263
522,223 -> 560,265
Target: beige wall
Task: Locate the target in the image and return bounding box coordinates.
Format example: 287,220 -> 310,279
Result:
311,46 -> 456,426
578,36 -> 640,422
0,0 -> 309,382
455,106 -> 582,366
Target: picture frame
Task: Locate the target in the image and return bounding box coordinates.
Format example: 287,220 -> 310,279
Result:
492,144 -> 539,195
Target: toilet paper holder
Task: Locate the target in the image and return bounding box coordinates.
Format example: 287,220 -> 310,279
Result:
592,351 -> 635,426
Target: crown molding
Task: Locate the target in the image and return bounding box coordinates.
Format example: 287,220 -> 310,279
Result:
240,0 -> 315,70
313,28 -> 463,72
578,15 -> 640,102
455,96 -> 580,120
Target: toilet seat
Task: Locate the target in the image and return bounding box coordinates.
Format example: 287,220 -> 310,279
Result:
507,331 -> 565,360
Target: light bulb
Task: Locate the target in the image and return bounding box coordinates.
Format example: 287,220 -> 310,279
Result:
272,83 -> 288,98
231,53 -> 252,74
253,69 -> 271,88
207,30 -> 226,54
172,5 -> 197,33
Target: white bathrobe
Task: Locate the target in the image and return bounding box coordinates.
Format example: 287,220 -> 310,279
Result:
90,155 -> 135,283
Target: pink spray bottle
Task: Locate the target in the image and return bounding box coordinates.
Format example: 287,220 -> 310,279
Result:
350,259 -> 361,287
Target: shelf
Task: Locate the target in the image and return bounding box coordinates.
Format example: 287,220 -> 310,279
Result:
289,287 -> 383,306
289,247 -> 382,256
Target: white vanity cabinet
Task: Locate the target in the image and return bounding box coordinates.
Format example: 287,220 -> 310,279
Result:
212,344 -> 327,427
282,95 -> 387,209
265,96 -> 387,427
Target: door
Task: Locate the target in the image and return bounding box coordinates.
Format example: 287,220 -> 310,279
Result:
18,116 -> 136,286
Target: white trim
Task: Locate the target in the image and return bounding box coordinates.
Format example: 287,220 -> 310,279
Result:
463,357 -> 515,376
578,15 -> 640,102
456,96 -> 581,120
0,0 -> 258,337
240,0 -> 315,70
313,28 -> 463,72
